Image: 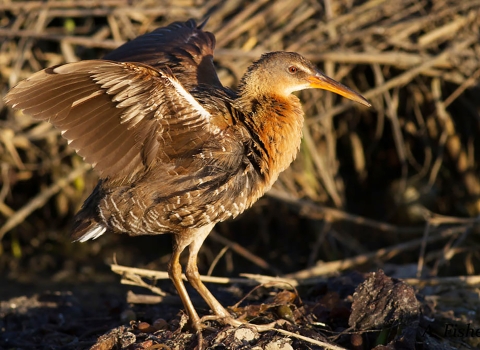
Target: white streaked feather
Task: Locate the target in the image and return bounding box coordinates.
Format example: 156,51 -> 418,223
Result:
162,73 -> 212,121
76,224 -> 106,242
71,90 -> 103,107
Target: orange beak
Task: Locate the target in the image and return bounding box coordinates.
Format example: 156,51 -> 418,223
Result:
308,72 -> 371,107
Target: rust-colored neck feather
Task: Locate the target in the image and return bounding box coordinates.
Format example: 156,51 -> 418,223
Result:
236,74 -> 304,190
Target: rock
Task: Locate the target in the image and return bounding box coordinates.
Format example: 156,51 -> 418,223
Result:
265,339 -> 294,350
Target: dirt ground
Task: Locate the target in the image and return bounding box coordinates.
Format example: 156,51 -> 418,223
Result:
0,271 -> 412,349
2,253 -> 479,349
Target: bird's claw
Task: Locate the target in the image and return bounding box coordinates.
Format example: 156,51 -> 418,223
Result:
192,314 -> 287,350
197,314 -> 286,332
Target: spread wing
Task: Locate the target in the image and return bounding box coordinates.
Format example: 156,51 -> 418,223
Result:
103,19 -> 222,90
4,60 -> 221,181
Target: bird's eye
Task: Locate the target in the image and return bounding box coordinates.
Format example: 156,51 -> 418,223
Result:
287,66 -> 298,74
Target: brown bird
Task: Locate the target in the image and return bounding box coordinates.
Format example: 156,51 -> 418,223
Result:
4,19 -> 370,330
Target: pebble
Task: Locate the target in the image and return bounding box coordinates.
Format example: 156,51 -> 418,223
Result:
234,328 -> 256,342
265,339 -> 294,350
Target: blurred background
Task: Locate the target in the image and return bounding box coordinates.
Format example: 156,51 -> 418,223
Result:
1,0 -> 480,295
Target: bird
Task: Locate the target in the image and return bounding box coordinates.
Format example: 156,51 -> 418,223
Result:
4,19 -> 370,331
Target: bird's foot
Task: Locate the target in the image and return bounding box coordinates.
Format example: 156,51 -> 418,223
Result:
191,314 -> 287,350
198,314 -> 287,332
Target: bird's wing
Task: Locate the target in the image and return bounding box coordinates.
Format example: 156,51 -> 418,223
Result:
5,60 -> 221,182
103,19 -> 222,90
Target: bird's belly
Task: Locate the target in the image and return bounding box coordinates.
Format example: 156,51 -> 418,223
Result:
97,170 -> 260,236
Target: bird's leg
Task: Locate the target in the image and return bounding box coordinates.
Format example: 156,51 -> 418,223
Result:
168,236 -> 201,328
180,225 -> 286,333
184,228 -> 282,331
184,225 -> 233,323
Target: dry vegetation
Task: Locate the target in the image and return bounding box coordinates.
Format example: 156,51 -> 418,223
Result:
1,0 -> 480,349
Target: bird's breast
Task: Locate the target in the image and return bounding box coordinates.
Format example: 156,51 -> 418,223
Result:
240,94 -> 304,191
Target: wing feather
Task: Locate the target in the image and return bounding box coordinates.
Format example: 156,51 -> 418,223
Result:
4,60 -> 220,182
103,19 -> 222,90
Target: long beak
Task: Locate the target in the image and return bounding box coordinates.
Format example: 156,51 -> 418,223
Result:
307,72 -> 371,107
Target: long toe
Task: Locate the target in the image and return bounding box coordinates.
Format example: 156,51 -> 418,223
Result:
199,314 -> 287,332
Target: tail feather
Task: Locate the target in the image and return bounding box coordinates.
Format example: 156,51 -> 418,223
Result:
71,220 -> 106,242
72,224 -> 107,242
70,181 -> 107,242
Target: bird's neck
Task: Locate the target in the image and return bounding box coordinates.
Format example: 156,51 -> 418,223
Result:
236,91 -> 304,188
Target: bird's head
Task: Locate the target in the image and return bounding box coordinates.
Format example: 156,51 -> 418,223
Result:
240,51 -> 371,107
